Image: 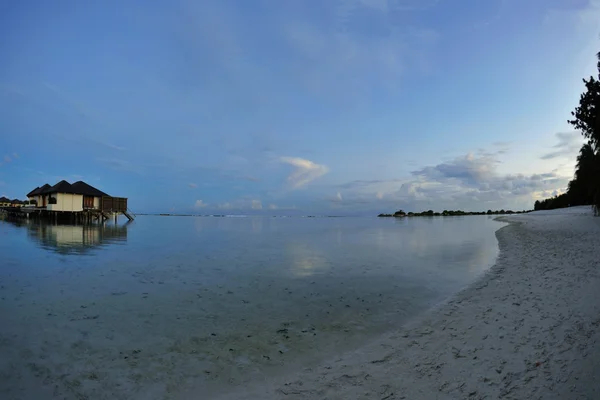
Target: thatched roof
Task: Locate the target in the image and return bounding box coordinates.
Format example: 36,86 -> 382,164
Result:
71,181 -> 109,197
46,180 -> 74,194
28,184 -> 51,196
30,180 -> 109,197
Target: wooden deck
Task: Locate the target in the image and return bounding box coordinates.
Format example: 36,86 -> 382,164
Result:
101,196 -> 128,213
1,201 -> 135,222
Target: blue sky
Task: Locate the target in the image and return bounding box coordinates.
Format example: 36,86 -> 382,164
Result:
1,0 -> 599,214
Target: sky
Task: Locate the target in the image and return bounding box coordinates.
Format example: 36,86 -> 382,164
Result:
1,0 -> 599,215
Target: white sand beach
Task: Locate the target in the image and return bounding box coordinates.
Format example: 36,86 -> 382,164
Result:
213,206 -> 600,400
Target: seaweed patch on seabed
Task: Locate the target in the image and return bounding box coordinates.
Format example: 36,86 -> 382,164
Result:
2,282 -> 428,399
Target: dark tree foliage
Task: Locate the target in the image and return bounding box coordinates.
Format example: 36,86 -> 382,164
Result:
537,51 -> 600,215
568,53 -> 600,150
378,209 -> 524,217
534,193 -> 569,211
568,144 -> 599,206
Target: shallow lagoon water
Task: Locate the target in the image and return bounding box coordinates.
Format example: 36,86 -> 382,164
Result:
0,215 -> 504,399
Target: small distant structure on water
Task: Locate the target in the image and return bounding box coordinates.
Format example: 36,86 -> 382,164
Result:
0,196 -> 27,208
0,180 -> 134,223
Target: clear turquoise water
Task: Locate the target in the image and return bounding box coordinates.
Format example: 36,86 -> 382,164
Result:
0,215 -> 504,398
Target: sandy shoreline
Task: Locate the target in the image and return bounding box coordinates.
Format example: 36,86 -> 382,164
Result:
212,207 -> 600,400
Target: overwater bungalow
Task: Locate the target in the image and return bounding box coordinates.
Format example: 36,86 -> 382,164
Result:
2,180 -> 134,222
0,197 -> 28,208
11,199 -> 27,207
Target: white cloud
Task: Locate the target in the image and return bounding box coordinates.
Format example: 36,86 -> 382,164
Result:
268,204 -> 278,210
194,199 -> 208,208
395,153 -> 569,209
376,191 -> 384,199
326,191 -> 344,203
251,200 -> 263,209
188,183 -> 198,188
106,143 -> 126,151
411,152 -> 498,186
280,156 -> 329,189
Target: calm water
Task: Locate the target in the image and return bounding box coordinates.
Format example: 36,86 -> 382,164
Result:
0,215 -> 504,399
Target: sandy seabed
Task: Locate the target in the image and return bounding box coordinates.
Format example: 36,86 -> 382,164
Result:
211,207 -> 600,400
2,206 -> 600,400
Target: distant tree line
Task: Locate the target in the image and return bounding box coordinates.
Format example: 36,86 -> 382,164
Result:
535,51 -> 600,215
378,209 -> 528,218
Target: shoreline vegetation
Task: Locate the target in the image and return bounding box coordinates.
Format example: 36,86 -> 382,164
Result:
377,209 -> 530,218
535,50 -> 600,214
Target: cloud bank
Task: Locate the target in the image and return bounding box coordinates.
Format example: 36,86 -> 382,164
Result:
194,200 -> 207,208
335,149 -> 571,213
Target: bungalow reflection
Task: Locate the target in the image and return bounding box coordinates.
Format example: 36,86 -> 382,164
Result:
9,219 -> 129,254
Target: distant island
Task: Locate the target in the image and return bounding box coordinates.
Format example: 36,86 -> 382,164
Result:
377,209 -> 531,217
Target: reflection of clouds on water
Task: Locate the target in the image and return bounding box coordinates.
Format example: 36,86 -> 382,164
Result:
194,216 -> 204,232
5,219 -> 129,255
211,216 -> 264,234
251,218 -> 262,234
194,216 -> 267,236
280,216 -> 502,281
406,217 -> 504,280
285,242 -> 327,277
374,216 -> 504,283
